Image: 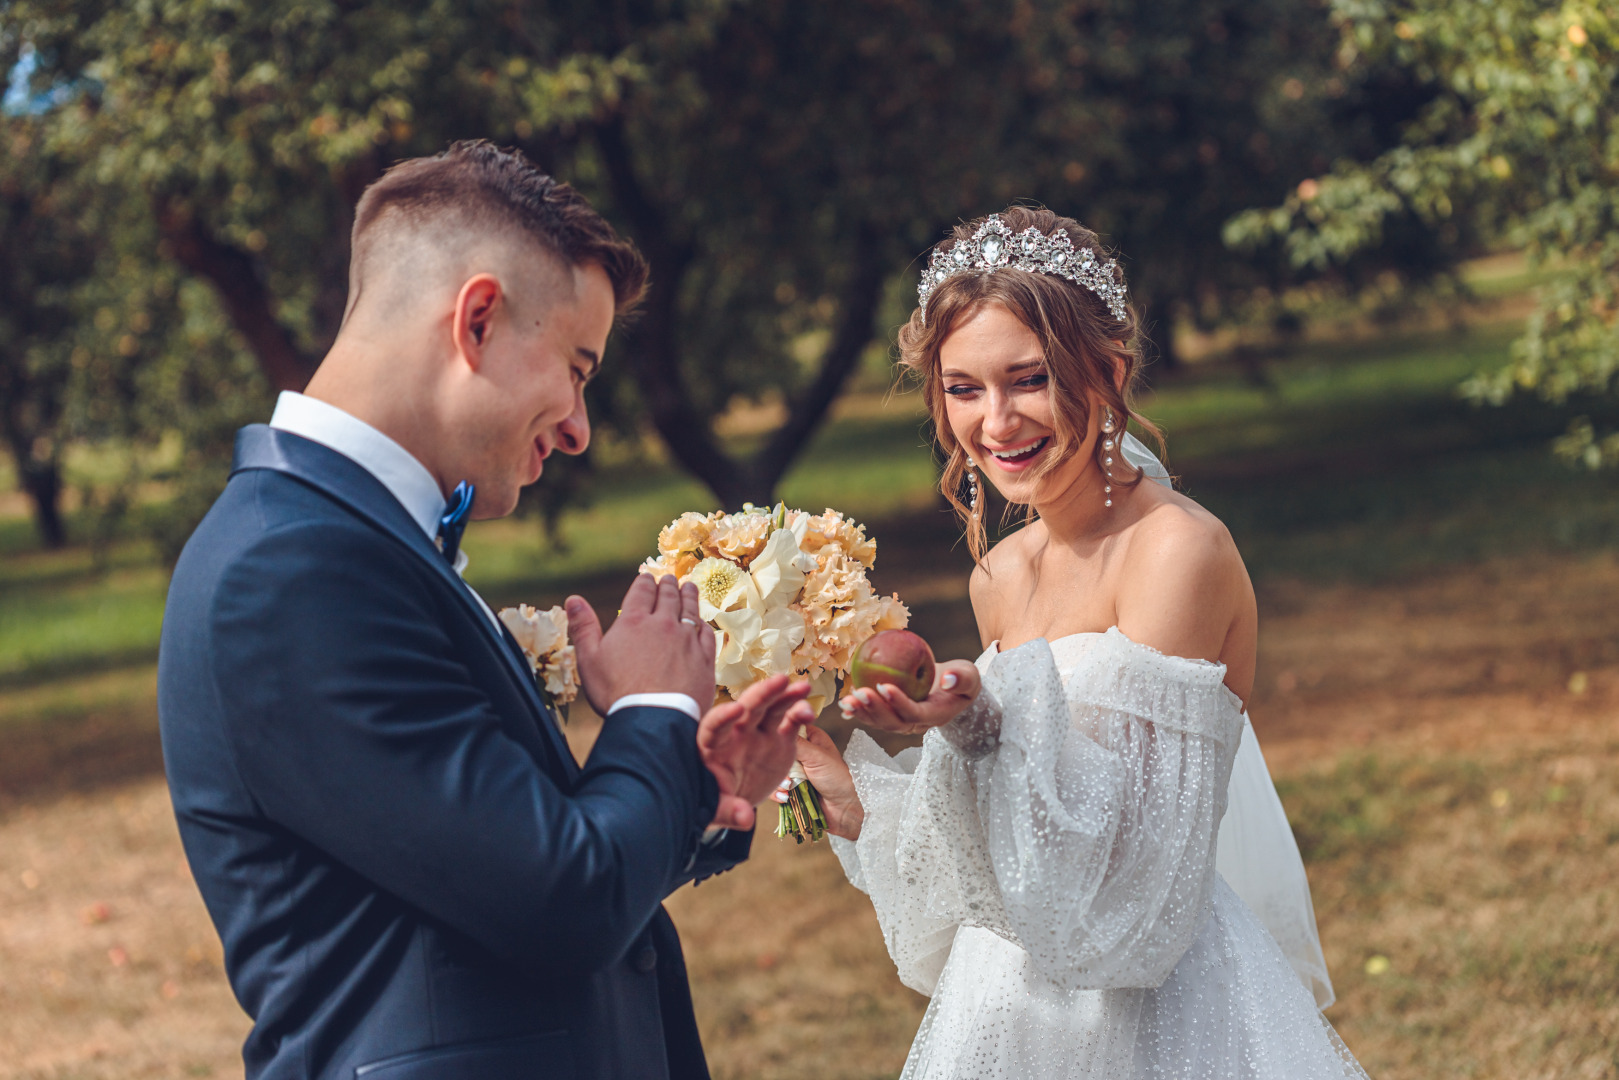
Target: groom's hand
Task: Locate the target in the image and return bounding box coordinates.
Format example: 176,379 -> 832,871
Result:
697,675 -> 816,830
567,575 -> 716,715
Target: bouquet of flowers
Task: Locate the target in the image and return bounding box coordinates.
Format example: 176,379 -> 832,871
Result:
642,503 -> 909,841
498,604 -> 581,710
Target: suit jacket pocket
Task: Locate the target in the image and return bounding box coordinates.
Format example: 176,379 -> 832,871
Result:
355,1031 -> 573,1079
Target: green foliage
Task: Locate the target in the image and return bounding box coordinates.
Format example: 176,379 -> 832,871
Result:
1226,0 -> 1619,465
7,325 -> 1614,689
0,114 -> 93,548
1,0 -> 1443,537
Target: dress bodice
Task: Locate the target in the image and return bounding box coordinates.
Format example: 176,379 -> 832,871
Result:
829,626 -> 1367,1079
978,628 -> 1246,746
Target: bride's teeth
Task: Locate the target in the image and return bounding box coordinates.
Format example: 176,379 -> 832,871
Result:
991,438 -> 1047,461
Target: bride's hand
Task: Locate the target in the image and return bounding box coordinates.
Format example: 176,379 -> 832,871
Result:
837,659 -> 980,735
773,725 -> 864,840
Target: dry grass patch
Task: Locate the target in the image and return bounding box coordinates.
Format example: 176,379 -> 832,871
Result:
1287,738 -> 1619,1079
4,549 -> 1619,1079
0,781 -> 247,1079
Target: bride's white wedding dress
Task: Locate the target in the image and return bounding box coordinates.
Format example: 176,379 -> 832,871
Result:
830,628 -> 1369,1078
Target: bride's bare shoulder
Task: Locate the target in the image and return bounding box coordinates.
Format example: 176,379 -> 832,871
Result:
1126,491 -> 1241,573
1116,492 -> 1254,664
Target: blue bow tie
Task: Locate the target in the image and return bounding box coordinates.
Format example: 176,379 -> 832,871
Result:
437,481 -> 475,565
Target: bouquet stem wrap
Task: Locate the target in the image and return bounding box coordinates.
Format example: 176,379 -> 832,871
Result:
776,761 -> 828,843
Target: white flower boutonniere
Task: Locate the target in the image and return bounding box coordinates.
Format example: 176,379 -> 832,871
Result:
497,604 -> 580,710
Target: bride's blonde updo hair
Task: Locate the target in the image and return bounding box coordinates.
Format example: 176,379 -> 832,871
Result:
897,206 -> 1162,562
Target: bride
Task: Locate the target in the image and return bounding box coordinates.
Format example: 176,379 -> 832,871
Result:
782,208 -> 1369,1078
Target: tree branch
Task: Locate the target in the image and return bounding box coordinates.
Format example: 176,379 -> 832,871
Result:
157,201 -> 317,393
596,118 -> 891,507
757,224 -> 886,487
593,117 -> 749,502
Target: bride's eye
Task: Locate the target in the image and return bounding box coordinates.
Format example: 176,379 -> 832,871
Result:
944,383 -> 980,397
1016,372 -> 1049,389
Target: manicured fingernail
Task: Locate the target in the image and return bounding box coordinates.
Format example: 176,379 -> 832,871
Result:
875,684 -> 895,700
942,673 -> 958,690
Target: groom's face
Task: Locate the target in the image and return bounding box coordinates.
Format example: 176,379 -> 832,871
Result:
465,259 -> 616,518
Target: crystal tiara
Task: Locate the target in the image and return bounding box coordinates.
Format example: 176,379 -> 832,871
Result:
917,214 -> 1129,323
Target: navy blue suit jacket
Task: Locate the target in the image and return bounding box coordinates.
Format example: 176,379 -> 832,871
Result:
158,426 -> 749,1080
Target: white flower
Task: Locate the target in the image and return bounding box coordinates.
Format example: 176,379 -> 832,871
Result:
497,604 -> 579,704
500,603 -> 566,658
750,527 -> 817,610
803,669 -> 837,716
689,557 -> 759,620
713,604 -> 806,699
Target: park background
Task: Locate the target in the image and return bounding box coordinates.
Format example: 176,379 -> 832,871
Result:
2,1 -> 1617,1077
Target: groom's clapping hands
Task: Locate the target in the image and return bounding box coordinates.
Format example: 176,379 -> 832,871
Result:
566,574 -> 717,714
697,675 -> 816,830
566,574 -> 814,831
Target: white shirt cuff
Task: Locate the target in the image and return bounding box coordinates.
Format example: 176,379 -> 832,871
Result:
606,692 -> 702,722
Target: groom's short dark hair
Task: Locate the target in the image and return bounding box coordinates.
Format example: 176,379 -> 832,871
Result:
351,140 -> 649,316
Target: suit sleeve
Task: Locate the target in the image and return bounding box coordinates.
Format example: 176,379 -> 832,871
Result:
674,826 -> 754,890
208,520 -> 718,975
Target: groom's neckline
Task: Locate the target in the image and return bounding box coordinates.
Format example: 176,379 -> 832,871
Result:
232,425 -> 582,782
269,390 -> 447,542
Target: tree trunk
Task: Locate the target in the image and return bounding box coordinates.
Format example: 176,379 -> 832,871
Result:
0,380 -> 68,549
595,118 -> 887,511
157,201 -> 319,393
18,455 -> 66,548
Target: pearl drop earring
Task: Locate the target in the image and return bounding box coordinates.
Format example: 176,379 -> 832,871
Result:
1102,408 -> 1117,508
964,460 -> 981,515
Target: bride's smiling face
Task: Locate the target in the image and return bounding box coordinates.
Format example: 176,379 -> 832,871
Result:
940,302 -> 1094,506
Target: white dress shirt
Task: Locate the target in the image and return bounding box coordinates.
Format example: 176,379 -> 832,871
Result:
269,392 -> 700,722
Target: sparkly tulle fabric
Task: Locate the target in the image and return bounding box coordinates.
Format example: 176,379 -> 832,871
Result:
831,630 -> 1369,1079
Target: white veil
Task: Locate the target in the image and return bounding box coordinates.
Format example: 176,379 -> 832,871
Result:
1123,432 -> 1336,1009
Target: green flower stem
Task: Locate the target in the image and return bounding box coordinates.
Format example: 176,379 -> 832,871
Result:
777,777 -> 827,843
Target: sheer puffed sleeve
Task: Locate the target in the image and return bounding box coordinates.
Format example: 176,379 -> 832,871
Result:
832,630 -> 1244,994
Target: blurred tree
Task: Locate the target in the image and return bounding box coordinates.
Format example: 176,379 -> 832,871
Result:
1007,0 -> 1450,371
1226,0 -> 1619,466
0,105 -> 265,557
0,115 -> 92,547
7,0 -> 1427,521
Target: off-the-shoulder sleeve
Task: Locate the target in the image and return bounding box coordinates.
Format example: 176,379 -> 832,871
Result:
833,631 -> 1243,993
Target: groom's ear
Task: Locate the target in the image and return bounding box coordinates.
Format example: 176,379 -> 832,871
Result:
453,274 -> 504,369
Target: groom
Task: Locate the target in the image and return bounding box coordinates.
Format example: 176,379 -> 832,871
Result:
157,141 -> 813,1080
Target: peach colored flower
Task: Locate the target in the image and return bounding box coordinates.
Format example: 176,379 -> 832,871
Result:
706,513 -> 773,562
497,604 -> 580,704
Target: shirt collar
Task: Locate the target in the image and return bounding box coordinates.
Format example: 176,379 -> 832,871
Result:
268,391 -> 446,542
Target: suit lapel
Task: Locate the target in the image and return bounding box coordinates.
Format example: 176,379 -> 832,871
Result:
232,425 -> 581,784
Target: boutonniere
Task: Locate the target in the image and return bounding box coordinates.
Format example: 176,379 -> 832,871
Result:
497,604 -> 580,716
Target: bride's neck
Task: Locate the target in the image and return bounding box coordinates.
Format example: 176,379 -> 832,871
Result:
1031,464 -> 1116,546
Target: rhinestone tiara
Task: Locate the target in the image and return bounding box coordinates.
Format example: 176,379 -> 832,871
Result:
917,214 -> 1128,323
